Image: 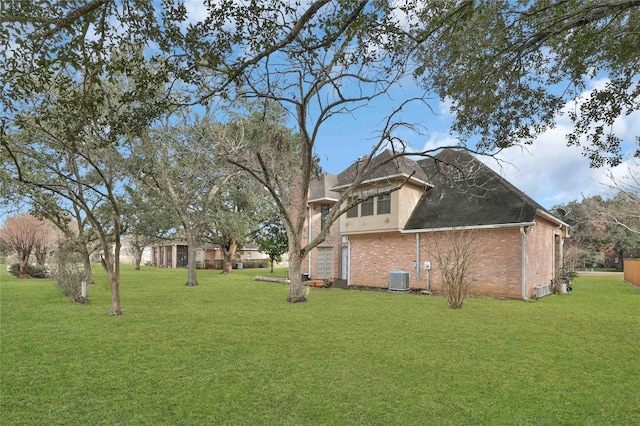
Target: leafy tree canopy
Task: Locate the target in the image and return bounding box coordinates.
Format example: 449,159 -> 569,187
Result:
411,0 -> 640,167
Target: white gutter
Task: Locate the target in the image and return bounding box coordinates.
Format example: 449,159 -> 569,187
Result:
308,204 -> 312,278
347,237 -> 351,286
402,222 -> 536,234
307,196 -> 339,203
520,226 -> 528,301
537,209 -> 570,230
415,233 -> 421,282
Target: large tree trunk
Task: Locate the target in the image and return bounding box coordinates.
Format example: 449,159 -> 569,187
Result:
185,228 -> 199,286
18,249 -> 30,278
106,265 -> 122,316
287,252 -> 307,303
133,246 -> 143,270
101,249 -> 122,316
221,239 -> 237,275
79,244 -> 94,284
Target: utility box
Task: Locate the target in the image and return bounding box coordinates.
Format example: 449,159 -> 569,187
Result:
424,261 -> 431,270
389,270 -> 410,291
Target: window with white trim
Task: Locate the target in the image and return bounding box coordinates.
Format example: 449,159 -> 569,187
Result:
361,189 -> 375,216
377,186 -> 391,215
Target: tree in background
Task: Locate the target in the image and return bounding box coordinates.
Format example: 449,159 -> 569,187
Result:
0,214 -> 47,278
31,193 -> 101,285
411,1 -> 640,167
597,160 -> 640,236
128,114 -> 235,286
583,192 -> 640,270
254,214 -> 289,274
121,188 -> 178,271
32,220 -> 57,267
554,190 -> 640,270
205,174 -> 268,275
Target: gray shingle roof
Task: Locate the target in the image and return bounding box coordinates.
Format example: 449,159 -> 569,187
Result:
404,149 -> 551,230
309,172 -> 339,201
334,149 -> 430,189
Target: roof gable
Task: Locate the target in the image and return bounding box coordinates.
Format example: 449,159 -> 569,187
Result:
404,149 -> 552,230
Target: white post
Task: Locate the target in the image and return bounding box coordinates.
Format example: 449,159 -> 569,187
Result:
81,281 -> 87,298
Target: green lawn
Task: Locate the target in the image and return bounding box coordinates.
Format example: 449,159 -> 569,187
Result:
1,265 -> 639,425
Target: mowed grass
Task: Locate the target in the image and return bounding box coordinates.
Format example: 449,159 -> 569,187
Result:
1,265 -> 639,425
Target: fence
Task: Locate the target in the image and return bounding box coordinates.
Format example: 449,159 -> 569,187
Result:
623,258 -> 640,287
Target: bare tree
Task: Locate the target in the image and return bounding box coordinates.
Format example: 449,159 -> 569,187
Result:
0,214 -> 46,278
597,160 -> 640,235
429,229 -> 484,309
216,0 -> 473,303
33,220 -> 58,267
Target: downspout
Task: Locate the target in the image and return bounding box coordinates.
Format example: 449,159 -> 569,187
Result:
415,233 -> 421,283
308,204 -> 312,278
347,237 -> 351,287
520,226 -> 528,301
556,222 -> 564,280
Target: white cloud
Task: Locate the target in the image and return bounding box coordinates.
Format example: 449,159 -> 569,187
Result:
421,131 -> 459,153
471,77 -> 640,209
183,0 -> 210,24
481,107 -> 639,209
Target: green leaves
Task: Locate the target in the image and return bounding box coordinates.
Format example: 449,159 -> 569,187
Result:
411,0 -> 640,166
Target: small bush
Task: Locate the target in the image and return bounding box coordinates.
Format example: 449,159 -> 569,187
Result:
8,263 -> 48,279
49,247 -> 92,303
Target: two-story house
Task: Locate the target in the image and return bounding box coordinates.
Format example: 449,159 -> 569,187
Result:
302,149 -> 569,300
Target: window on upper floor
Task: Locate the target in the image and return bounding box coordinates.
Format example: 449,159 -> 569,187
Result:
377,186 -> 391,215
321,204 -> 330,231
345,187 -> 393,218
361,189 -> 375,216
346,195 -> 358,218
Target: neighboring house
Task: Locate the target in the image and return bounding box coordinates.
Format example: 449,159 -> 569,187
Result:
150,241 -> 268,269
304,148 -> 570,300
603,248 -> 639,270
301,172 -> 343,281
119,246 -> 152,266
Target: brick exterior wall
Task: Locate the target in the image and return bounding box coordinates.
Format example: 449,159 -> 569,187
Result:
524,216 -> 562,296
346,214 -> 564,299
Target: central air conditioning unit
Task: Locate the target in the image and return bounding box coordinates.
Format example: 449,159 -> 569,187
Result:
389,270 -> 410,291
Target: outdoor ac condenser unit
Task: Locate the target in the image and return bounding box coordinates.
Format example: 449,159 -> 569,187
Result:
389,271 -> 410,291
